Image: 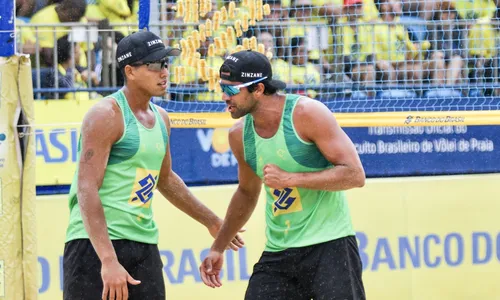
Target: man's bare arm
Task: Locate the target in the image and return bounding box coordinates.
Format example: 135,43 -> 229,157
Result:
211,121 -> 262,252
77,99 -> 123,264
285,99 -> 365,191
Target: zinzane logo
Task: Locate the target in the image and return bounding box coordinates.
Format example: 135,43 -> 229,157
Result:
226,55 -> 239,62
271,187 -> 302,216
117,52 -> 132,62
147,39 -> 163,47
241,72 -> 263,78
128,169 -> 159,208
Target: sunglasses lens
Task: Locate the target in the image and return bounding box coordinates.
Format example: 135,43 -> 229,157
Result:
220,84 -> 240,96
147,61 -> 167,72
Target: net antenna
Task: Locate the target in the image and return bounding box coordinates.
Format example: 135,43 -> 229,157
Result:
139,0 -> 162,36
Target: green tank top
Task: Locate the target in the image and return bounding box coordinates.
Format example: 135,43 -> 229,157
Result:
243,94 -> 355,252
65,90 -> 168,244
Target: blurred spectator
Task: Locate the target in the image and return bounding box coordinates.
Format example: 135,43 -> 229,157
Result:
169,37 -> 225,101
374,0 -> 445,86
246,0 -> 288,60
263,0 -> 288,61
288,0 -> 330,65
169,57 -> 198,101
337,0 -> 392,96
29,0 -> 90,67
42,35 -> 100,100
90,0 -> 140,89
16,0 -> 58,18
467,12 -> 498,96
492,6 -> 500,96
16,0 -> 36,18
85,0 -> 138,36
16,17 -> 37,55
400,0 -> 440,20
454,0 -> 496,20
196,38 -> 225,101
166,0 -> 235,95
257,31 -> 291,83
265,0 -> 287,19
164,5 -> 184,47
184,0 -> 235,51
289,37 -> 321,98
286,0 -> 378,21
360,0 -> 379,20
431,1 -> 467,85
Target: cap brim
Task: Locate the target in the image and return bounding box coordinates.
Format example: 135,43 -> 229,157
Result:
142,47 -> 181,63
268,79 -> 286,90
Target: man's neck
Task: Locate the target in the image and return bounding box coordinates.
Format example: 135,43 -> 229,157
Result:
122,85 -> 152,112
251,93 -> 286,130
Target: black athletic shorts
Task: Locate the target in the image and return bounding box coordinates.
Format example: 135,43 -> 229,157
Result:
245,236 -> 366,300
63,239 -> 165,300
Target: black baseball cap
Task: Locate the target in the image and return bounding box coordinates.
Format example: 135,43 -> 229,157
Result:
220,50 -> 287,90
116,31 -> 180,69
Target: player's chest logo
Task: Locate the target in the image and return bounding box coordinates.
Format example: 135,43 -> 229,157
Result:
276,149 -> 286,159
128,169 -> 159,208
271,187 -> 303,216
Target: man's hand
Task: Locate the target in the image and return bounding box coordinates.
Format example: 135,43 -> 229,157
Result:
208,219 -> 246,251
200,250 -> 224,288
263,164 -> 292,189
101,259 -> 141,300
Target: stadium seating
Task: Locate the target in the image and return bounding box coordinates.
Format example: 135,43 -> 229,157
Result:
14,0 -> 500,104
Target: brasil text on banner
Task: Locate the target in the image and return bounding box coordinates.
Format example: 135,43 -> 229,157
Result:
37,175 -> 500,299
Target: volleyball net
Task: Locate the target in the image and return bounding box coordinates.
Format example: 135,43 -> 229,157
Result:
133,0 -> 500,112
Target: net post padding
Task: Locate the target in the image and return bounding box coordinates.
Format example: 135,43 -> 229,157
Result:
19,54 -> 38,300
0,55 -> 38,300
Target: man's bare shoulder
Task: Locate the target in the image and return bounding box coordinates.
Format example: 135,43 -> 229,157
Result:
294,96 -> 331,120
152,105 -> 172,134
292,97 -> 337,142
84,97 -> 121,122
153,104 -> 168,117
81,98 -> 124,142
229,119 -> 245,139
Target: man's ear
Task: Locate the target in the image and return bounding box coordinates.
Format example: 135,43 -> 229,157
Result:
124,65 -> 135,81
254,82 -> 265,96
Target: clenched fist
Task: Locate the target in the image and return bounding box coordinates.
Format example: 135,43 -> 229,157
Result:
263,164 -> 292,189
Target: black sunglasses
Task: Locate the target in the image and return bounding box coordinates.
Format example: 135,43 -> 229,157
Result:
130,60 -> 168,72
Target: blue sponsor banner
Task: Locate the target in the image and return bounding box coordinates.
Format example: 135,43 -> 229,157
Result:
0,0 -> 15,57
346,125 -> 499,177
170,128 -> 238,183
170,125 -> 500,183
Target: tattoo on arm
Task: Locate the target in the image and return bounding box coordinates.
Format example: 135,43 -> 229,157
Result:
83,149 -> 94,163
